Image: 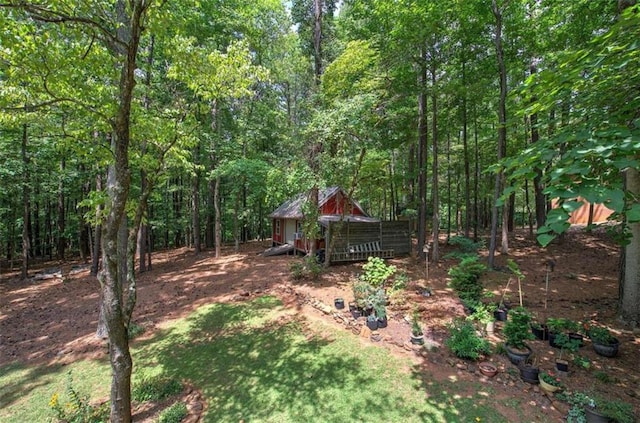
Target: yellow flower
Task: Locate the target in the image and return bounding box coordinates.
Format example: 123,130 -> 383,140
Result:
49,392 -> 59,408
475,418 -> 482,422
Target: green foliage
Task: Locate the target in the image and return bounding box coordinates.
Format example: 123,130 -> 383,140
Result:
561,391 -> 635,423
502,307 -> 534,349
587,326 -> 617,345
128,322 -> 145,340
158,402 -> 188,423
359,256 -> 396,288
445,319 -> 491,360
546,318 -> 580,334
411,311 -> 423,337
48,371 -> 108,423
132,375 -> 182,403
466,303 -> 496,326
289,256 -> 323,281
553,332 -> 581,360
447,256 -> 486,303
572,355 -> 591,370
447,236 -> 485,253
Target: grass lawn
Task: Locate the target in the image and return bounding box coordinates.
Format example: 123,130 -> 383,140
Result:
1,296 -> 510,422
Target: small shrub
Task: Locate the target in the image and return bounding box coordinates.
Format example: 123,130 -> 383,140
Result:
49,371 -> 109,423
503,306 -> 534,349
359,256 -> 396,288
446,319 -> 491,360
128,322 -> 145,339
132,375 -> 182,402
448,256 -> 486,303
352,280 -> 375,309
447,236 -> 485,253
594,371 -> 615,384
289,256 -> 323,281
158,401 -> 188,423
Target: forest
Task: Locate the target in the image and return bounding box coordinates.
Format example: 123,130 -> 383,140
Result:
1,1 -> 639,422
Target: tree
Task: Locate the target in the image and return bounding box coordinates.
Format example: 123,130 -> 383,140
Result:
503,4 -> 640,324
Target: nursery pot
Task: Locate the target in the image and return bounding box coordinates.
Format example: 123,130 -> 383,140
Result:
519,364 -> 540,384
555,359 -> 569,373
531,324 -> 549,341
493,308 -> 508,322
548,332 -> 561,349
593,338 -> 620,358
334,298 -> 345,310
538,375 -> 561,393
569,333 -> 584,348
366,317 -> 378,331
410,334 -> 425,345
377,317 -> 388,329
485,321 -> 495,336
584,407 -> 610,423
505,344 -> 532,366
348,302 -> 357,312
478,362 -> 498,378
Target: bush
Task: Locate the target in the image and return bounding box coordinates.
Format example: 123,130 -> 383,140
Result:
132,375 -> 182,402
128,322 -> 145,339
359,256 -> 396,288
502,307 -> 534,349
289,256 -> 323,281
444,236 -> 485,260
448,256 -> 486,303
158,401 -> 188,423
49,371 -> 109,423
446,319 -> 491,360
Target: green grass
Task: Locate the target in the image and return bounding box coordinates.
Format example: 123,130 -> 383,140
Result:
0,359 -> 110,423
1,295 -> 510,422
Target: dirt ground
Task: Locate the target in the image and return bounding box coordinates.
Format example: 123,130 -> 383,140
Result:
1,227 -> 639,422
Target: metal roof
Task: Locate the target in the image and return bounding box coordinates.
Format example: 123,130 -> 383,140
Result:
269,186 -> 368,219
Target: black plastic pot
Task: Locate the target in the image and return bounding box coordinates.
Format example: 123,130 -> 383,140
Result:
377,317 -> 388,329
505,344 -> 532,366
494,308 -> 508,322
519,364 -> 540,384
366,317 -> 378,331
549,332 -> 561,349
584,407 -> 610,423
555,359 -> 569,373
410,334 -> 425,345
569,332 -> 584,348
593,338 -> 620,358
334,298 -> 345,309
531,324 -> 549,341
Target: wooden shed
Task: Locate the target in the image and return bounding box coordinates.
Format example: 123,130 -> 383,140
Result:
268,186 -> 410,263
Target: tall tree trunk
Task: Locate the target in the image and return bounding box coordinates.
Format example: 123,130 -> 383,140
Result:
192,174 -> 201,254
489,0 -> 509,266
313,0 -> 323,85
214,176 -> 222,258
21,123 -> 30,280
430,60 -> 439,262
91,173 -> 103,277
620,168 -> 640,325
57,158 -> 66,260
416,47 -> 428,258
462,60 -> 471,239
530,65 -> 546,228
33,189 -> 41,258
473,103 -> 480,241
205,179 -> 214,248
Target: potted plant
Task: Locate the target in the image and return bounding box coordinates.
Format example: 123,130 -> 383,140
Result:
478,362 -> 498,377
553,332 -> 582,372
446,319 -> 491,360
530,320 -> 549,341
467,303 -> 496,336
376,306 -> 388,328
587,326 -> 620,358
585,395 -> 635,423
538,370 -> 562,393
410,311 -> 424,345
502,306 -> 534,365
366,314 -> 378,331
547,318 -> 583,348
519,356 -> 540,384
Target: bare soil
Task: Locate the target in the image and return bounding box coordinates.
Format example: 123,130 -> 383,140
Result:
1,227 -> 639,422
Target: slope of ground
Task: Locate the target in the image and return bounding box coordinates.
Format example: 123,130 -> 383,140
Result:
1,227 -> 638,421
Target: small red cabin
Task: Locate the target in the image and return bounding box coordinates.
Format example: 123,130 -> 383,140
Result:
269,186 -> 378,252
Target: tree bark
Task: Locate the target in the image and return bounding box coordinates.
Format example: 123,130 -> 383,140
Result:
430,59 -> 440,262
416,46 -> 428,258
313,0 -> 323,84
489,0 -> 508,266
57,158 -> 66,260
620,168 -> 640,325
214,176 -> 222,258
21,123 -> 30,280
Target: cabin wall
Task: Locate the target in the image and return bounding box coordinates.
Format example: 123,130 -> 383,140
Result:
327,221 -> 411,255
321,192 -> 365,216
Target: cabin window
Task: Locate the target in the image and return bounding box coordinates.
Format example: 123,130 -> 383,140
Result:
275,219 -> 280,236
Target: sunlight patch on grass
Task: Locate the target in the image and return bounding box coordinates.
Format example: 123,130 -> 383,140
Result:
0,359 -> 110,423
133,296 -> 507,423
